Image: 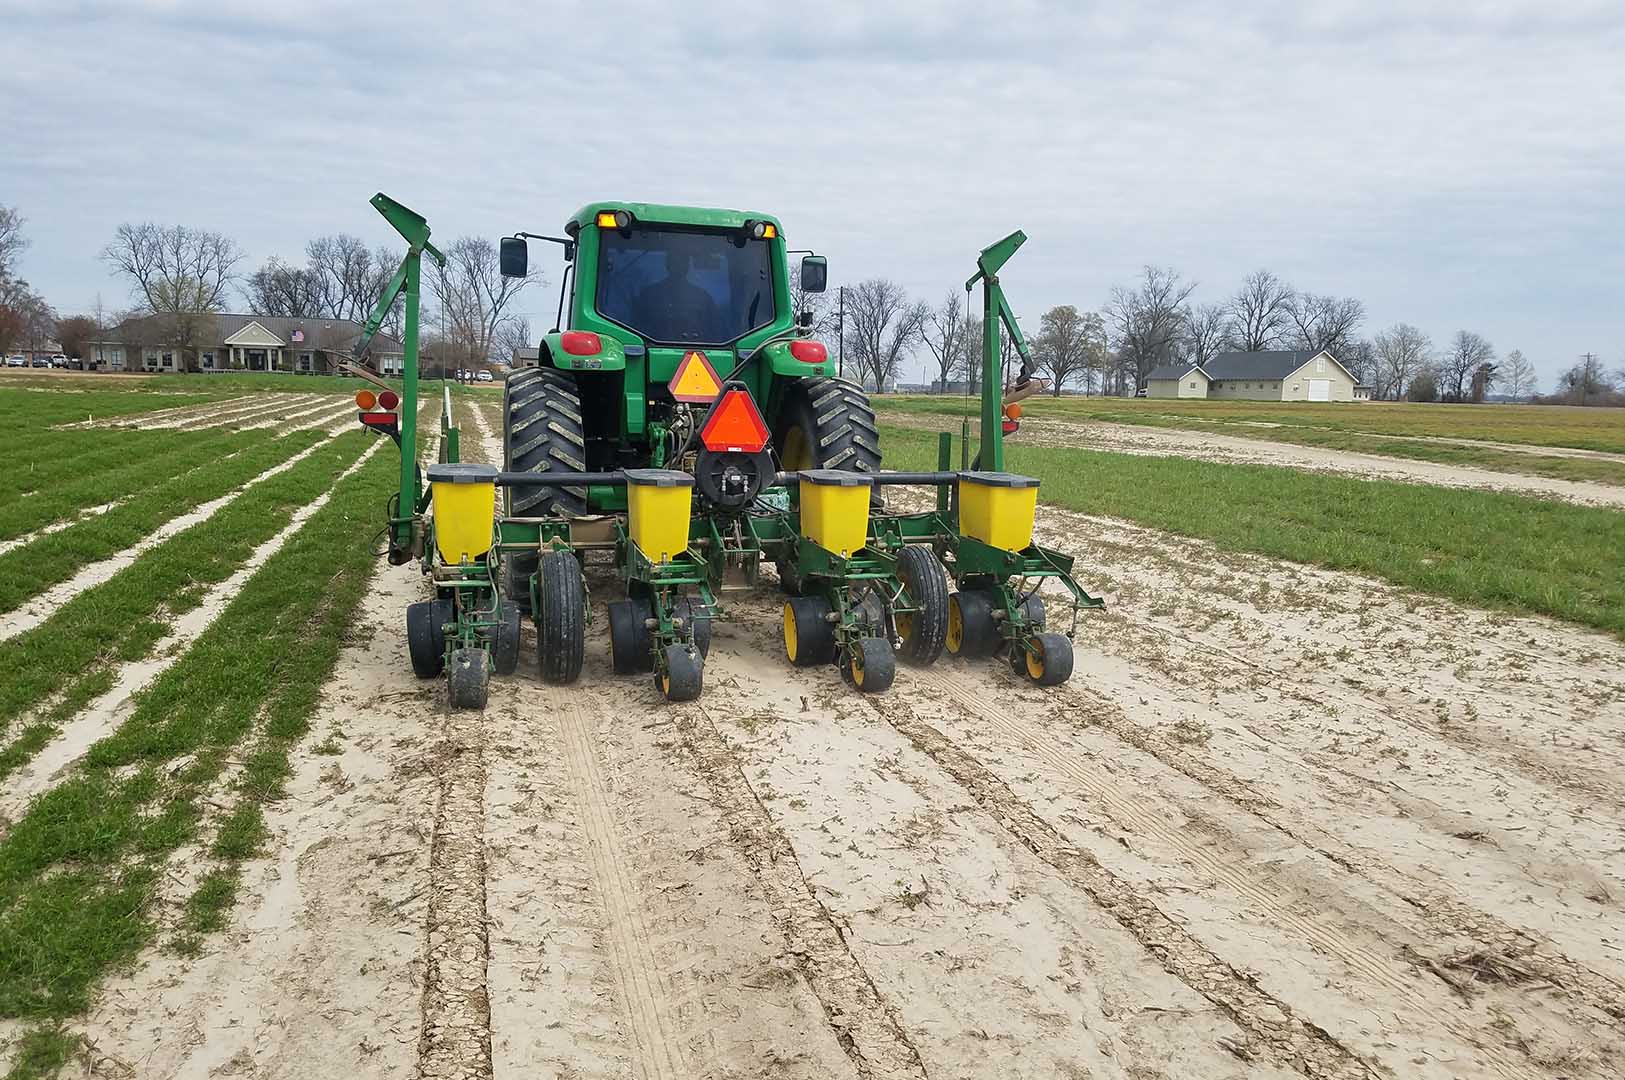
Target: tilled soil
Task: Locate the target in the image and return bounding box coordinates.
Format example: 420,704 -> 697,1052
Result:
885,413 -> 1625,507
57,413 -> 1625,1079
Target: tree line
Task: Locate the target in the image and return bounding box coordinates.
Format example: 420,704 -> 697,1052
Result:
810,265 -> 1586,403
4,201 -> 1623,403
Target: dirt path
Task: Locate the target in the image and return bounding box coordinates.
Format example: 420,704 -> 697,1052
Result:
887,414 -> 1625,507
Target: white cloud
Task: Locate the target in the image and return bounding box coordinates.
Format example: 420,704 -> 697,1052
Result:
1,0 -> 1620,385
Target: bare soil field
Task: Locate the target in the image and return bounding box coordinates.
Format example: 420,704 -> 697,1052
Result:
6,398 -> 1616,1080
886,412 -> 1625,508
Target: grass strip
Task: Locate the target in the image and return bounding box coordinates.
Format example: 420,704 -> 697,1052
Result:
880,423 -> 1625,637
0,388 -> 224,429
0,438 -> 389,1039
875,394 -> 1625,454
3,430 -> 231,500
0,427 -> 275,540
0,429 -> 328,615
0,434 -> 368,750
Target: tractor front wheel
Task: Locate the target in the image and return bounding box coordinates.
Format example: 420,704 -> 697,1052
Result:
537,550 -> 586,684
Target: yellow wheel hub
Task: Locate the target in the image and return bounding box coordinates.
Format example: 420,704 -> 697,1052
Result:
1026,640 -> 1045,680
852,649 -> 865,686
946,597 -> 963,653
781,425 -> 813,470
783,602 -> 798,663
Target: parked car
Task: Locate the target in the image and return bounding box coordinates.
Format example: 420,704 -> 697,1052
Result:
476,370 -> 493,382
5,355 -> 26,368
50,354 -> 69,368
29,356 -> 50,367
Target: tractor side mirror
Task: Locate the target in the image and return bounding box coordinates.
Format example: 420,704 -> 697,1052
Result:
800,255 -> 827,294
500,237 -> 528,278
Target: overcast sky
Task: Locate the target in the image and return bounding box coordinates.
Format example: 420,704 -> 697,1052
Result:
3,0 -> 1622,388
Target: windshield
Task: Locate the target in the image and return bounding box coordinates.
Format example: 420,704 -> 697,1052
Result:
596,225 -> 775,346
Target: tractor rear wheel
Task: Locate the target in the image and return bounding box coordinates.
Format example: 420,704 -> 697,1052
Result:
894,545 -> 948,665
537,550 -> 586,684
504,367 -> 588,614
774,377 -> 882,589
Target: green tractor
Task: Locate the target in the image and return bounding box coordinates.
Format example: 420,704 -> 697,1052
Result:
494,203 -> 875,617
353,194 -> 1101,708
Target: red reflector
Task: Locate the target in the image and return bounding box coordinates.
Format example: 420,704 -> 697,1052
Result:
360,411 -> 398,427
378,389 -> 400,411
699,389 -> 770,454
1002,419 -> 1020,435
788,339 -> 827,364
560,331 -> 602,356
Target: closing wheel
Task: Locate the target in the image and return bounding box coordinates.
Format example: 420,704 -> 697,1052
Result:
657,644 -> 704,702
492,600 -> 521,676
448,648 -> 490,710
784,596 -> 837,667
405,601 -> 443,678
674,596 -> 712,658
1019,593 -> 1046,630
1020,632 -> 1074,687
894,545 -> 949,666
608,600 -> 644,675
537,550 -> 586,684
946,590 -> 999,658
846,636 -> 896,693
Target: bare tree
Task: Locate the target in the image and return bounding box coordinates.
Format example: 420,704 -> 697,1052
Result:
1555,353 -> 1612,405
102,222 -> 242,371
1287,293 -> 1366,357
842,278 -> 926,393
1339,338 -> 1377,388
1032,305 -> 1106,396
1501,349 -> 1536,400
1181,302 -> 1232,368
0,205 -> 26,284
1228,269 -> 1294,351
1373,323 -> 1431,400
920,292 -> 972,392
1440,330 -> 1495,402
245,257 -> 324,318
1106,265 -> 1194,392
429,236 -> 534,366
492,316 -> 532,367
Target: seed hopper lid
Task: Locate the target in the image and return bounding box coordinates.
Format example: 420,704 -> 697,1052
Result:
799,469 -> 873,487
427,463 -> 499,484
623,468 -> 695,488
959,471 -> 1040,489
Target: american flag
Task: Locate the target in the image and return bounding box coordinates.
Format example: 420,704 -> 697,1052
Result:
291,329 -> 305,342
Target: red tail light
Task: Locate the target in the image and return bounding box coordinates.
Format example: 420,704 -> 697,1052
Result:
1002,419 -> 1020,435
699,388 -> 770,453
560,331 -> 602,356
378,389 -> 400,410
789,339 -> 827,364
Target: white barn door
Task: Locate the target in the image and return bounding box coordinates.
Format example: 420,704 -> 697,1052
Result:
1308,379 -> 1331,401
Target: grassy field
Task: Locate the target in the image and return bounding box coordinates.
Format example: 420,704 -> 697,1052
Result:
877,393 -> 1625,455
882,424 -> 1625,637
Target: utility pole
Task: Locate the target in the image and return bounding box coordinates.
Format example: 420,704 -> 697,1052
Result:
836,285 -> 846,378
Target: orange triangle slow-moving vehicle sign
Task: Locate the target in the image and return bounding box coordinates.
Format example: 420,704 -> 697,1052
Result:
669,350 -> 723,403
